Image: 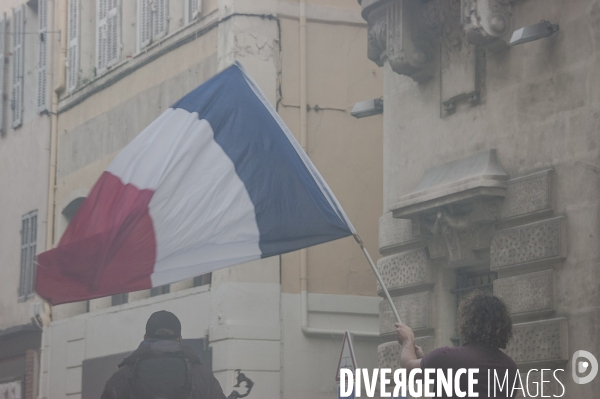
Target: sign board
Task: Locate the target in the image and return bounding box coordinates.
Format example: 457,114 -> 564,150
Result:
335,331 -> 357,383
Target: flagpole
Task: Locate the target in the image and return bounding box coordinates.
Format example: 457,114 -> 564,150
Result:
353,234 -> 402,324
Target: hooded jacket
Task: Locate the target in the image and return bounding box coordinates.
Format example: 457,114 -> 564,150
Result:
100,339 -> 227,399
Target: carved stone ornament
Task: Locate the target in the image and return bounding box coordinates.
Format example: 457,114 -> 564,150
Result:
391,150 -> 508,266
360,0 -> 443,82
462,0 -> 513,49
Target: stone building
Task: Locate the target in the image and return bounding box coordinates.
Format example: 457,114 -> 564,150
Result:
34,1 -> 383,399
0,0 -> 53,397
359,0 -> 600,396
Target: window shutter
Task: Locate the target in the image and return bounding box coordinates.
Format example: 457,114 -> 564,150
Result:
66,0 -> 79,92
106,0 -> 120,68
37,0 -> 48,111
137,0 -> 151,51
19,211 -> 37,301
96,0 -> 108,72
12,4 -> 25,128
28,213 -> 38,298
19,217 -> 29,299
152,0 -> 168,40
0,13 -> 6,134
186,0 -> 201,24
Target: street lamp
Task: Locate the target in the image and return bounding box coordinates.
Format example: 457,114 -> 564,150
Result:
509,20 -> 559,47
351,98 -> 383,119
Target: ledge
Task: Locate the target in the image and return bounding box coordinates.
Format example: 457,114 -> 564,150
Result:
392,150 -> 509,218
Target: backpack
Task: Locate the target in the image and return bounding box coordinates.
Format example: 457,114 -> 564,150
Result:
129,351 -> 194,399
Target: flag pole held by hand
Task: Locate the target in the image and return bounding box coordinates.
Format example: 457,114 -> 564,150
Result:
354,234 -> 402,324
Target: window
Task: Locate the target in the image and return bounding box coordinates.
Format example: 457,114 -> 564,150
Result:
193,273 -> 211,287
0,13 -> 6,134
185,0 -> 201,25
96,0 -> 121,74
150,284 -> 170,297
19,211 -> 38,301
37,0 -> 48,111
67,0 -> 79,92
12,4 -> 25,128
137,0 -> 169,51
111,293 -> 128,306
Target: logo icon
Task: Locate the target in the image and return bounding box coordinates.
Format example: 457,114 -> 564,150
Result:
572,350 -> 598,384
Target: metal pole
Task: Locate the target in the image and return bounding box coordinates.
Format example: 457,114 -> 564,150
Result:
354,234 -> 402,324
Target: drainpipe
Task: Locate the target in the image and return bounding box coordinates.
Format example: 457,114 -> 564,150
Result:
38,1 -> 65,397
46,0 -> 66,252
298,1 -> 377,339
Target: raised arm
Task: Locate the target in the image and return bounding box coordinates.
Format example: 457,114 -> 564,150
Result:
395,322 -> 423,372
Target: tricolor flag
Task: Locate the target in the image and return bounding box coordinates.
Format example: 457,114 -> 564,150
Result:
36,62 -> 355,305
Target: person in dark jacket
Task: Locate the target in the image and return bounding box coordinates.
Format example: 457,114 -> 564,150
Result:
101,310 -> 227,399
395,290 -> 518,399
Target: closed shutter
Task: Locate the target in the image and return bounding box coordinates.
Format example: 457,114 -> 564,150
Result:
12,4 -> 25,129
0,13 -> 6,133
106,0 -> 120,68
96,0 -> 107,72
67,0 -> 79,92
186,0 -> 201,24
152,0 -> 168,40
137,0 -> 151,51
38,0 -> 48,111
19,211 -> 38,301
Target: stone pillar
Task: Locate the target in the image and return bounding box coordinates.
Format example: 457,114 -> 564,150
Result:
377,219 -> 437,368
210,3 -> 282,398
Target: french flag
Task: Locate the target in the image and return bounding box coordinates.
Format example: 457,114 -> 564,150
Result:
36,62 -> 355,305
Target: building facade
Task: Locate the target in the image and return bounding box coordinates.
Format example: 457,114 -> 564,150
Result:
37,1 -> 384,399
359,0 -> 600,396
0,0 -> 53,397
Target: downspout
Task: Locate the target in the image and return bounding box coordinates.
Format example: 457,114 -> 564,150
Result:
39,1 -> 65,397
298,1 -> 377,338
46,0 -> 66,252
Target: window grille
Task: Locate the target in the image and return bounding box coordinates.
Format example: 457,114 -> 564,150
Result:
19,211 -> 38,301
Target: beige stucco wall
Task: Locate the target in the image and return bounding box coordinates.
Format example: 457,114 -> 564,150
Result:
278,10 -> 383,296
0,0 -> 51,330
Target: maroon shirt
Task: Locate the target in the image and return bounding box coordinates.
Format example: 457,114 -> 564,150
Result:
419,343 -> 518,399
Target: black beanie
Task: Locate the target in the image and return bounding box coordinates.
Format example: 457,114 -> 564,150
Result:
145,310 -> 182,340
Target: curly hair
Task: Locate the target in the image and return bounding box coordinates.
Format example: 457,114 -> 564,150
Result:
456,290 -> 513,349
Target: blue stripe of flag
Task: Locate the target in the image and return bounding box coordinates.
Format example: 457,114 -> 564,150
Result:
171,64 -> 353,258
